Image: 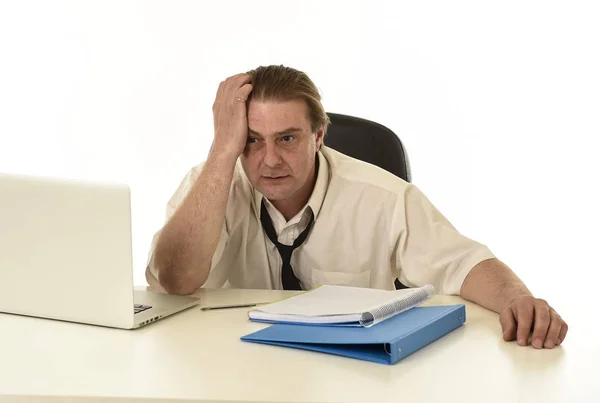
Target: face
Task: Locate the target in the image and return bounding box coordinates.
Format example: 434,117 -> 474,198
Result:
241,99 -> 324,210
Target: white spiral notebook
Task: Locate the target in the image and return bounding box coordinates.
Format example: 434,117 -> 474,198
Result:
248,284 -> 435,328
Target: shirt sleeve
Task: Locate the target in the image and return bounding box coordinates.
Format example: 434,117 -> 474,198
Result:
394,184 -> 495,295
145,163 -> 229,290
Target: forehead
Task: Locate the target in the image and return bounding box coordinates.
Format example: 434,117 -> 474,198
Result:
247,99 -> 311,133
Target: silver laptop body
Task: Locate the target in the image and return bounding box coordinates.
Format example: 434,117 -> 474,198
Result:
0,173 -> 199,329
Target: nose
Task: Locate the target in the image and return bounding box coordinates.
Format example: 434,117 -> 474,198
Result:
263,141 -> 282,168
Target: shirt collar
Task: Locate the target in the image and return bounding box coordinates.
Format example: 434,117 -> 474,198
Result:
251,150 -> 329,221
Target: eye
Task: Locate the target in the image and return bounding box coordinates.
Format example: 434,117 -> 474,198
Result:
247,137 -> 257,144
281,135 -> 294,142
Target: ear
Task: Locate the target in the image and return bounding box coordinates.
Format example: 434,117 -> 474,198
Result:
314,125 -> 325,151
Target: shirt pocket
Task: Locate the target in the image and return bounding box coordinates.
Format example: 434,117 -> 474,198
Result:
308,267 -> 372,289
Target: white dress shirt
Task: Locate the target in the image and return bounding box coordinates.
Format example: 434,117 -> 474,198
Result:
146,146 -> 495,294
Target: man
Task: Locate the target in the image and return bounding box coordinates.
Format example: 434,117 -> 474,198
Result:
146,65 -> 568,349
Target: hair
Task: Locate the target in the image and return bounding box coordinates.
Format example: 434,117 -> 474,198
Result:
246,65 -> 331,135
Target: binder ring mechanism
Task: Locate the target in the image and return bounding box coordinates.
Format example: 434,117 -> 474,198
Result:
384,343 -> 401,356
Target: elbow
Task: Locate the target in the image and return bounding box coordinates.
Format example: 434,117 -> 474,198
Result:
163,282 -> 201,296
153,254 -> 207,295
152,243 -> 209,295
164,282 -> 202,296
158,267 -> 206,296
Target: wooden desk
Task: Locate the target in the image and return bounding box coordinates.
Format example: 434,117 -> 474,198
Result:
0,287 -> 597,402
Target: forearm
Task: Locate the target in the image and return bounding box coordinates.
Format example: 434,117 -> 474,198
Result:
154,151 -> 237,294
460,258 -> 533,313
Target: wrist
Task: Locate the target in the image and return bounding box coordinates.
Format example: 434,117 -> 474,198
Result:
208,146 -> 241,166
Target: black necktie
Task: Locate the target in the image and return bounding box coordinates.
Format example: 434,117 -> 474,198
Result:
260,201 -> 315,290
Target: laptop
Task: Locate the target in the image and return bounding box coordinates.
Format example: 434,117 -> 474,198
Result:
0,172 -> 200,329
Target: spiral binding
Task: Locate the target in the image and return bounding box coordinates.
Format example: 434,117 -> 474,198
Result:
359,284 -> 435,327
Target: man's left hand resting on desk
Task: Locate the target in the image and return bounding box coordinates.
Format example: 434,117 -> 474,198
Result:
460,258 -> 568,349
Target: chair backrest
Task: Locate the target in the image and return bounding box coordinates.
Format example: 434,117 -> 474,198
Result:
324,113 -> 411,183
324,113 -> 411,290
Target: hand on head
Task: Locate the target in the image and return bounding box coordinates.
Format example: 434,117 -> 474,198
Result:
211,73 -> 253,159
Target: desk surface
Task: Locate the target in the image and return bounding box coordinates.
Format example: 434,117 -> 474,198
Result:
0,287 -> 597,403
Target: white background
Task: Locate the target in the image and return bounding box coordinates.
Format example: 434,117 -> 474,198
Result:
1,1 -> 598,314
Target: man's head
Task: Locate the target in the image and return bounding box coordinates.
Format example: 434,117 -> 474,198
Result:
241,65 -> 330,216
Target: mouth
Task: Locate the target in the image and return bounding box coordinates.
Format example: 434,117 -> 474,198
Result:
262,175 -> 289,182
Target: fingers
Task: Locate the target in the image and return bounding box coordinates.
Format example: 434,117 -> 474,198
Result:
234,73 -> 252,85
499,308 -> 517,341
214,74 -> 251,105
515,301 -> 534,346
531,300 -> 551,349
503,296 -> 568,349
220,73 -> 249,91
224,74 -> 251,100
227,72 -> 247,79
543,309 -> 563,348
211,73 -> 253,158
557,320 -> 568,346
236,83 -> 253,101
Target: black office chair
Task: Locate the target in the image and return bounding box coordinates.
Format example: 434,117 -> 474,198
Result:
324,112 -> 411,289
324,113 -> 411,183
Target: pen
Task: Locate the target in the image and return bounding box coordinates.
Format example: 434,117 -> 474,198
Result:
200,303 -> 261,311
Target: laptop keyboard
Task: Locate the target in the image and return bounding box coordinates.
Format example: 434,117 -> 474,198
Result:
134,304 -> 152,314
